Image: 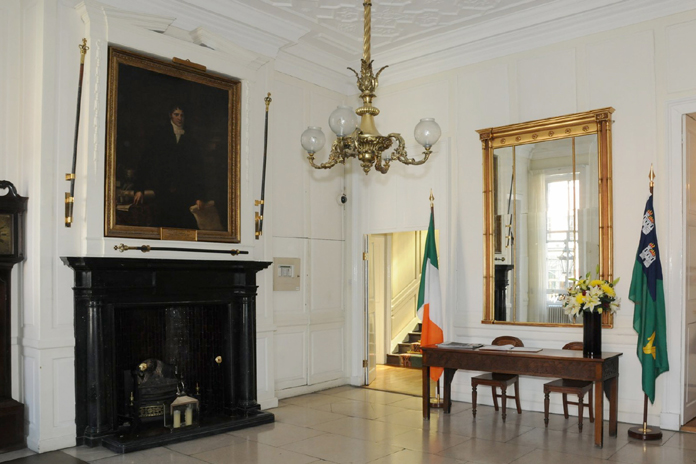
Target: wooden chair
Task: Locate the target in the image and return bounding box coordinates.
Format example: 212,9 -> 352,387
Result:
471,336 -> 523,422
543,342 -> 594,431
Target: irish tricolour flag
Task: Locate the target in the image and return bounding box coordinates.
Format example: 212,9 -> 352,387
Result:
417,209 -> 444,382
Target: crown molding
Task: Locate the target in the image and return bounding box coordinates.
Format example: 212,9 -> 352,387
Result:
92,0 -> 308,59
274,51 -> 356,96
77,0 -> 175,32
190,27 -> 271,71
376,0 -> 696,87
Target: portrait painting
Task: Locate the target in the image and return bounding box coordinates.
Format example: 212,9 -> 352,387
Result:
105,47 -> 241,243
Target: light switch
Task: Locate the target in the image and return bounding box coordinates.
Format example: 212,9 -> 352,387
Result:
273,258 -> 301,291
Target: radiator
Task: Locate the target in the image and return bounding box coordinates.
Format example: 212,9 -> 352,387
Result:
547,305 -> 568,324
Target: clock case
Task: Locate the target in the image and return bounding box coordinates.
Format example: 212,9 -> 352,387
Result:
0,180 -> 27,453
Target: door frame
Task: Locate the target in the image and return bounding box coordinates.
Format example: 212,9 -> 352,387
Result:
667,98 -> 696,428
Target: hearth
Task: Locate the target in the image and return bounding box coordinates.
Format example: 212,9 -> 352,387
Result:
62,257 -> 272,453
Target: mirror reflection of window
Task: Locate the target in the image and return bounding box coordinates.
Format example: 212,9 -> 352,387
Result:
493,135 -> 601,324
479,108 -> 614,327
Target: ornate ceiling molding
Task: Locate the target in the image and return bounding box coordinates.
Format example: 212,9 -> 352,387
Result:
79,0 -> 696,93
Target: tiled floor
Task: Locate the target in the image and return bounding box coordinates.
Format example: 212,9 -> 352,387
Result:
2,385 -> 695,464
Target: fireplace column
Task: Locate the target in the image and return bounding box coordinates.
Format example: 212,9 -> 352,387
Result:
237,295 -> 258,414
75,299 -> 115,445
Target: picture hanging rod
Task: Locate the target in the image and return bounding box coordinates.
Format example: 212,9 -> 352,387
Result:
114,244 -> 249,255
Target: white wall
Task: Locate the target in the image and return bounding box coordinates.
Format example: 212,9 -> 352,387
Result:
270,73 -> 348,397
348,8 -> 696,431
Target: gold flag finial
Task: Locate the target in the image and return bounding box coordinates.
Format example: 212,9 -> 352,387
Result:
649,164 -> 655,194
429,189 -> 434,208
78,38 -> 89,64
265,92 -> 272,111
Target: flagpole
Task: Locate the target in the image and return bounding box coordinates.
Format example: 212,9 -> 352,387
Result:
627,165 -> 662,441
428,189 -> 445,409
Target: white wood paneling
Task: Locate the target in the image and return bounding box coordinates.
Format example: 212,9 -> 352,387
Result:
517,49 -> 577,122
586,29 -> 657,309
309,239 -> 343,314
52,357 -> 75,429
378,79 -> 451,145
272,78 -> 307,239
666,19 -> 696,94
256,330 -> 277,408
274,328 -> 307,390
309,324 -> 344,384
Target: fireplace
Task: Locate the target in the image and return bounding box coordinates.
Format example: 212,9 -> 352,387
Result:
62,257 -> 273,453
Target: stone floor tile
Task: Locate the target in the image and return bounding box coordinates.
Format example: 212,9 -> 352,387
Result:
369,448 -> 467,464
192,440 -> 316,464
60,445 -> 119,462
270,404 -> 347,427
379,428 -> 470,454
437,437 -> 536,464
87,447 -> 206,464
228,421 -> 326,446
309,416 -> 415,442
608,440 -> 696,463
165,434 -> 247,455
314,399 -> 406,419
281,433 -> 403,464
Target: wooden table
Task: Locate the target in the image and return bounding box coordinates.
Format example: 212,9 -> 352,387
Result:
421,345 -> 621,448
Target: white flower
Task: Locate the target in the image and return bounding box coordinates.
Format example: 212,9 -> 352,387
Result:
609,297 -> 621,314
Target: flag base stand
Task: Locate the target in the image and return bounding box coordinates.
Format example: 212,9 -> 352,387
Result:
628,424 -> 662,440
430,379 -> 445,408
429,397 -> 445,409
627,394 -> 663,441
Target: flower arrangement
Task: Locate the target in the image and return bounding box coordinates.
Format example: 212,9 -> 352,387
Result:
562,269 -> 620,318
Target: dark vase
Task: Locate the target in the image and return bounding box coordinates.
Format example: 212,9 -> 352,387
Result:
582,309 -> 602,357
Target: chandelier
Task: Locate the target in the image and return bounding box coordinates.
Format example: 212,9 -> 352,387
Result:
300,1 -> 441,175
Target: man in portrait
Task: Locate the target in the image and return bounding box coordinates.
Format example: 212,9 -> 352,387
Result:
132,105 -> 206,230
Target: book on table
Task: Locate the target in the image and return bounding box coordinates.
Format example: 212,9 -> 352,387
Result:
479,345 -> 542,352
436,342 -> 484,350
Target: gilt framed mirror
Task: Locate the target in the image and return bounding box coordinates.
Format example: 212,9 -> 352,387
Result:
478,108 -> 614,327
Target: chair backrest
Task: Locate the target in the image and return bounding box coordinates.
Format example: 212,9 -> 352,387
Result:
562,341 -> 583,351
492,336 -> 524,347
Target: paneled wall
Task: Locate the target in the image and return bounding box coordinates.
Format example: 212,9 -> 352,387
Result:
271,74 -> 347,397
348,9 -> 696,430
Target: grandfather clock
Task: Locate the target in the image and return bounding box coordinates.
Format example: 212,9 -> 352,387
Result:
0,180 -> 27,453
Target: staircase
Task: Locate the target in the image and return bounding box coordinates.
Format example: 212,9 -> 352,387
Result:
385,323 -> 423,368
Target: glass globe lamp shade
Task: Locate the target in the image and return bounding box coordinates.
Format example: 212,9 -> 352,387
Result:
414,118 -> 441,149
328,106 -> 358,137
301,126 -> 326,154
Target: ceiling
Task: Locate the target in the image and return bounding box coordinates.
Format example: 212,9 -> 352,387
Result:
93,0 -> 694,93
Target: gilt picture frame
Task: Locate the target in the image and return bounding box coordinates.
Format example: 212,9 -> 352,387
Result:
105,47 -> 241,243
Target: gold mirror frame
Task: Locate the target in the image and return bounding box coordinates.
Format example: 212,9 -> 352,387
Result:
478,108 -> 614,328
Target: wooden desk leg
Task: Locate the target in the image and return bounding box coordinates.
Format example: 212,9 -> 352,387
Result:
609,375 -> 618,437
443,368 -> 456,414
423,366 -> 430,420
594,380 -> 604,448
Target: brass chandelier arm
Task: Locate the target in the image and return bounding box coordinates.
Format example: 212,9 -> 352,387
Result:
307,153 -> 340,170
306,138 -> 356,170
373,157 -> 391,174
388,133 -> 432,166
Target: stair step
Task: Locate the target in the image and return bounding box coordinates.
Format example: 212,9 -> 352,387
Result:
397,342 -> 421,354
386,353 -> 423,368
407,332 -> 421,343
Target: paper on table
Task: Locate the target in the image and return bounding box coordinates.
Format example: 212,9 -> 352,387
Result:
479,345 -> 542,352
436,342 -> 484,350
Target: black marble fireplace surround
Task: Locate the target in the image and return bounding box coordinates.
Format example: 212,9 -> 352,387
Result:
62,257 -> 273,453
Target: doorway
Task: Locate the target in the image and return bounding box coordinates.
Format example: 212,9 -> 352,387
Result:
683,113 -> 696,425
363,230 -> 434,396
